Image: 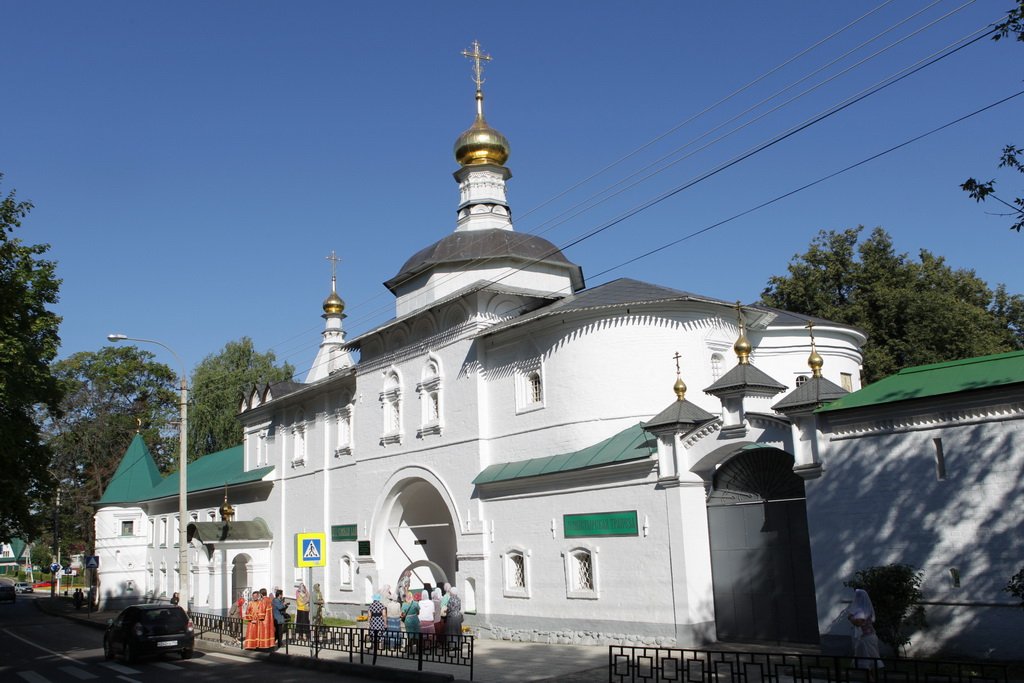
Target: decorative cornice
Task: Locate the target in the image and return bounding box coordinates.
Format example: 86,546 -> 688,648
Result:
825,401 -> 1024,440
682,419 -> 722,449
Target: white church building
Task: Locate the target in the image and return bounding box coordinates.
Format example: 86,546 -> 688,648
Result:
96,45 -> 1022,657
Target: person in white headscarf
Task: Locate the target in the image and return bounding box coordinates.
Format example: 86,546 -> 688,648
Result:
848,588 -> 883,680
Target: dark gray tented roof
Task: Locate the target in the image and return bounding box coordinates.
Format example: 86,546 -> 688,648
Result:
384,229 -> 584,293
643,399 -> 717,431
772,376 -> 849,412
705,363 -> 787,397
479,278 -> 737,337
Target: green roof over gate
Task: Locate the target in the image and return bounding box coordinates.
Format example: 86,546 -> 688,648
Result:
817,349 -> 1024,413
473,422 -> 656,485
98,437 -> 273,505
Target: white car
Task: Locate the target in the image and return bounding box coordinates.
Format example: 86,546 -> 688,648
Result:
14,582 -> 33,593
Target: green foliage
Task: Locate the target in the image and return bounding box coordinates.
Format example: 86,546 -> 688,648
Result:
188,337 -> 294,459
761,227 -> 1024,383
1006,566 -> 1024,608
961,2 -> 1024,231
0,173 -> 63,543
43,346 -> 178,552
845,564 -> 927,654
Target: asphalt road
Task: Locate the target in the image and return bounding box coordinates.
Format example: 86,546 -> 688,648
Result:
0,592 -> 386,683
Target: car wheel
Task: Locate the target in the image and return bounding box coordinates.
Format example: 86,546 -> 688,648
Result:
180,648 -> 193,660
103,637 -> 114,661
125,642 -> 137,664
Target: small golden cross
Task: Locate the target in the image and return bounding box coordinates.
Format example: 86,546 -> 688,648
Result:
326,250 -> 341,280
673,351 -> 682,376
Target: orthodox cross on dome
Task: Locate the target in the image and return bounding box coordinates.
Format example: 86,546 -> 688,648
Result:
672,351 -> 687,400
673,351 -> 682,376
733,301 -> 745,329
326,250 -> 341,290
462,40 -> 491,90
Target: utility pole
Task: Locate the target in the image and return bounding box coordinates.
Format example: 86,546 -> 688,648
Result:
51,488 -> 60,598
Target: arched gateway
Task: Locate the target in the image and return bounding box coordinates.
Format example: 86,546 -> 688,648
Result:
375,471 -> 458,594
707,448 -> 819,644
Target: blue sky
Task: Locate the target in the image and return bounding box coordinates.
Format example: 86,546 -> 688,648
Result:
3,1 -> 1022,377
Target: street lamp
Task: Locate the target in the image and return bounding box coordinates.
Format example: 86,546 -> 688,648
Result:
107,333 -> 190,609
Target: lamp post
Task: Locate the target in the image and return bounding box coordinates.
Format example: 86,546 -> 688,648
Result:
107,333 -> 190,609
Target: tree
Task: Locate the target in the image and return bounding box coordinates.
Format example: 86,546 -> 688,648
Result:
846,564 -> 927,655
761,227 -> 1024,383
0,173 -> 63,543
43,347 -> 178,553
188,337 -> 294,459
1007,566 -> 1024,609
961,2 -> 1024,231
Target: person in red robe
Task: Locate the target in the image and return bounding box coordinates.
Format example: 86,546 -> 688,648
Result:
243,589 -> 275,649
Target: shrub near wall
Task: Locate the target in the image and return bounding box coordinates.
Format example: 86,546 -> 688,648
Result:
846,564 -> 927,655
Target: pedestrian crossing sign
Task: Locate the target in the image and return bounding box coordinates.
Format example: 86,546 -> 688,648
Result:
296,532 -> 327,567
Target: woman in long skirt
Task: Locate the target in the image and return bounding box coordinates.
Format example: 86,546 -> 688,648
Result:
402,593 -> 421,653
443,586 -> 464,651
849,588 -> 884,682
384,586 -> 402,649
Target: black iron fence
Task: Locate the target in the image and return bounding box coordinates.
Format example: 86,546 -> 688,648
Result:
608,647 -> 1009,683
189,611 -> 473,679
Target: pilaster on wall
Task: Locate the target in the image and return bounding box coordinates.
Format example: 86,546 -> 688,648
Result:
661,476 -> 716,638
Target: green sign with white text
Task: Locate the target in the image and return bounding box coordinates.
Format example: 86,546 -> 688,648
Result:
331,524 -> 357,542
563,510 -> 639,538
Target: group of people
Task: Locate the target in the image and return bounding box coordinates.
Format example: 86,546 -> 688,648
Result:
227,587 -> 293,650
366,581 -> 464,651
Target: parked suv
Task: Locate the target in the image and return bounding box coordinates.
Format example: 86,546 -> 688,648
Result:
0,584 -> 15,603
103,604 -> 194,662
14,582 -> 33,593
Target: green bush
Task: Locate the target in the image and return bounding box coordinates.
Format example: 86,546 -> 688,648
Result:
1006,566 -> 1024,608
845,563 -> 927,655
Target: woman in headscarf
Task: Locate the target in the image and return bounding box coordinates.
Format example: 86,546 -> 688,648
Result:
418,589 -> 436,643
384,585 -> 402,649
848,588 -> 884,681
295,582 -> 310,639
443,586 -> 464,642
431,587 -> 443,642
367,592 -> 387,650
401,591 -> 421,653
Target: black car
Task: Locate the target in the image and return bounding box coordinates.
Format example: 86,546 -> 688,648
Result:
0,584 -> 14,603
103,604 -> 194,662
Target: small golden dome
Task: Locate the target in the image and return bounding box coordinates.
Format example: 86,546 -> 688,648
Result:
673,376 -> 687,401
454,93 -> 510,166
323,290 -> 345,316
734,334 -> 752,364
808,348 -> 824,377
219,495 -> 235,523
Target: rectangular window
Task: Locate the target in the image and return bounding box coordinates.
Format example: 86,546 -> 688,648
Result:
121,520 -> 134,537
160,518 -> 168,547
840,372 -> 853,391
933,438 -> 947,480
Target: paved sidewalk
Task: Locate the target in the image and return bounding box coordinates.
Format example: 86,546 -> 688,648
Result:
36,596 -> 608,682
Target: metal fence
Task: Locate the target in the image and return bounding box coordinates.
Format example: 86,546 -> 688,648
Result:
608,647 -> 1009,683
189,611 -> 473,679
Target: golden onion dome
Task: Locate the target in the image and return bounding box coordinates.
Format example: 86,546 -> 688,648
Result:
734,333 -> 752,364
454,93 -> 510,166
323,290 -> 345,316
808,348 -> 824,377
673,376 -> 687,401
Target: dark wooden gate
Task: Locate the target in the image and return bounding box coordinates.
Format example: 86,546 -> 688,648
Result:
707,448 -> 819,644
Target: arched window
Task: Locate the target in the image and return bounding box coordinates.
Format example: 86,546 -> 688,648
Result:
516,363 -> 545,413
336,398 -> 354,457
503,549 -> 530,598
564,546 -> 599,599
463,578 -> 477,614
339,555 -> 354,590
710,353 -> 724,381
291,411 -> 306,467
417,358 -> 443,437
380,370 -> 402,445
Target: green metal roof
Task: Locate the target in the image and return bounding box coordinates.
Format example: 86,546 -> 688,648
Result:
148,445 -> 273,500
98,438 -> 273,505
817,349 -> 1024,413
473,422 -> 656,485
187,519 -> 273,544
98,434 -> 165,504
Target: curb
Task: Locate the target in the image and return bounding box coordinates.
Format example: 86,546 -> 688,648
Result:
37,599 -> 454,682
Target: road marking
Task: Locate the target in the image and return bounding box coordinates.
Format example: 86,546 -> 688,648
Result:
186,656 -> 216,665
205,651 -> 250,663
58,666 -> 98,679
100,662 -> 140,675
116,677 -> 141,683
16,672 -> 51,683
151,661 -> 181,670
2,628 -> 81,665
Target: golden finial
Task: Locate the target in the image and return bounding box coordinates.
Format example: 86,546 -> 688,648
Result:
673,351 -> 687,400
219,485 -> 235,523
322,250 -> 345,316
733,302 -> 752,365
462,39 -> 492,116
806,321 -> 823,378
135,417 -> 142,433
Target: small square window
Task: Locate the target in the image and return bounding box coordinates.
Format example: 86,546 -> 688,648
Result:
121,520 -> 134,537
